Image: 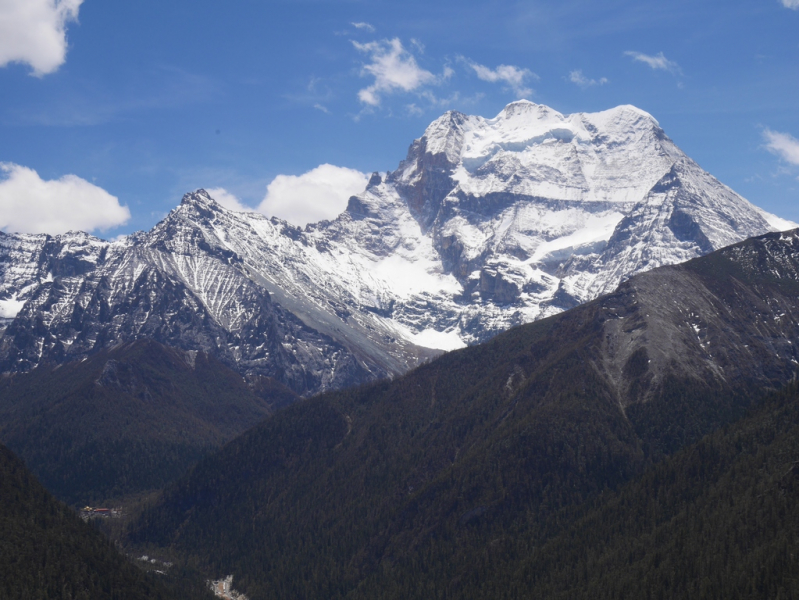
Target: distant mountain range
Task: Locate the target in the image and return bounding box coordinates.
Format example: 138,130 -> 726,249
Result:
1,101 -> 793,396
125,228 -> 799,599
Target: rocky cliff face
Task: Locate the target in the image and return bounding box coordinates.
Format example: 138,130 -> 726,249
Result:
0,101 -> 793,395
0,211 -> 389,397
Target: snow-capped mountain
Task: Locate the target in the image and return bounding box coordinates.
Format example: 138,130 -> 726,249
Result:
0,101 -> 794,396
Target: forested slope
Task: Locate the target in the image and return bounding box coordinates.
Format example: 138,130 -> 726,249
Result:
497,380 -> 799,599
0,443 -> 212,600
0,339 -> 297,505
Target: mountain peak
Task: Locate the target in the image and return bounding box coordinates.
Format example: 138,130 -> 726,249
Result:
422,109 -> 469,138
180,189 -> 219,208
496,99 -> 555,119
612,103 -> 656,119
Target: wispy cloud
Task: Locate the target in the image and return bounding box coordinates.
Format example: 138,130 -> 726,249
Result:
763,129 -> 799,166
352,22 -> 375,32
0,163 -> 129,234
464,60 -> 537,98
781,0 -> 799,9
624,51 -> 682,75
568,69 -> 608,88
283,76 -> 336,113
0,0 -> 83,76
352,38 -> 437,106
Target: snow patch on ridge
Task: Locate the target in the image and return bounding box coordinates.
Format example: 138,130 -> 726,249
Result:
410,328 -> 466,351
0,297 -> 24,319
369,254 -> 461,299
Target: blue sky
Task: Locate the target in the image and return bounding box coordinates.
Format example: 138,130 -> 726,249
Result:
1,0 -> 798,236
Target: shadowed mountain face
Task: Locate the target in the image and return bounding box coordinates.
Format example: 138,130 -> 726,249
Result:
0,443 -> 212,600
0,102 -> 792,397
0,338 -> 297,505
125,229 -> 799,599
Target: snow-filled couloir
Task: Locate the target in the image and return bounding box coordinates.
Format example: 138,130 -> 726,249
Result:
0,101 -> 794,396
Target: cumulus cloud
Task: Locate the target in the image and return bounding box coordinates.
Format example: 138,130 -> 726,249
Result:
569,69 -> 608,88
763,129 -> 799,166
206,188 -> 253,212
0,163 -> 130,234
624,51 -> 682,75
782,0 -> 799,8
352,22 -> 375,32
352,38 -> 436,106
467,61 -> 537,98
257,164 -> 368,226
0,0 -> 83,76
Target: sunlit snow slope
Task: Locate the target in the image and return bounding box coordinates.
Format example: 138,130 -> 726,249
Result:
0,101 -> 794,396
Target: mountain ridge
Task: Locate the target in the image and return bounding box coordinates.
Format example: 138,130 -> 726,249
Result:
0,100 -> 794,396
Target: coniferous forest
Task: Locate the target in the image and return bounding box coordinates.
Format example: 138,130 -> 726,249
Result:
0,443 -> 213,600
0,339 -> 296,505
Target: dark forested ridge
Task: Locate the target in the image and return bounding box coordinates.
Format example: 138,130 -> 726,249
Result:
0,442 -> 213,600
125,231 -> 799,599
0,338 -> 298,505
503,380 -> 799,599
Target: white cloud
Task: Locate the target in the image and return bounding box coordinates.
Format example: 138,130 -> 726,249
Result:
0,0 -> 83,76
568,69 -> 608,88
624,51 -> 682,75
206,188 -> 253,212
763,129 -> 799,166
0,163 -> 130,234
467,61 -> 537,98
352,22 -> 375,32
782,0 -> 799,9
257,164 -> 368,226
352,38 -> 436,106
